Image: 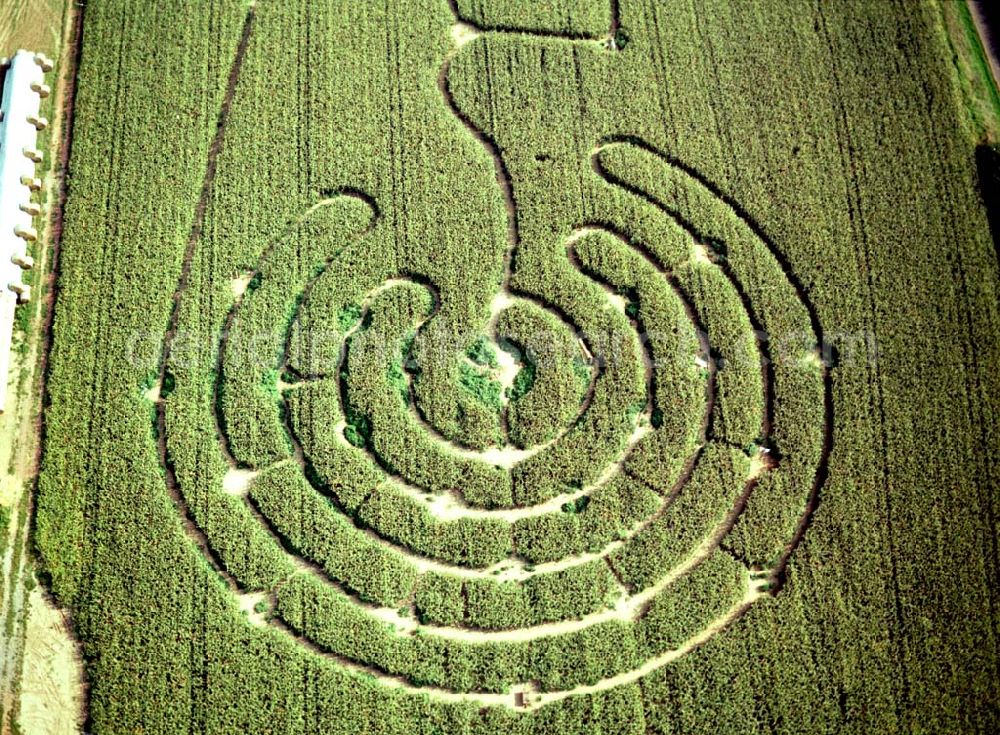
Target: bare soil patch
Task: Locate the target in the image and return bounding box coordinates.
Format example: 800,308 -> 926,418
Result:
15,586 -> 83,735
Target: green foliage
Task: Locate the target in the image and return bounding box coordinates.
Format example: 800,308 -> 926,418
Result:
561,495 -> 590,515
337,302 -> 363,332
459,361 -> 503,411
454,0 -> 611,37
342,423 -> 367,448
637,551 -> 745,655
414,560 -> 620,630
249,463 -> 416,606
467,336 -> 500,368
358,484 -> 512,568
610,444 -> 748,591
508,361 -> 535,401
33,0 -> 1000,731
387,358 -> 410,405
673,259 -> 763,448
414,573 -> 465,627
514,474 -> 661,563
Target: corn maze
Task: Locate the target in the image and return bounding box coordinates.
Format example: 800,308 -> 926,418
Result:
33,0 -> 1000,732
144,0 -> 834,710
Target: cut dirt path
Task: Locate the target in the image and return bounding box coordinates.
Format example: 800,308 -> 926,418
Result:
15,587 -> 83,735
234,1 -> 761,653
262,8 -> 788,706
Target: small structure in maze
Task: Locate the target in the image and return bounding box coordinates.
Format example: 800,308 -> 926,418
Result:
0,50 -> 52,412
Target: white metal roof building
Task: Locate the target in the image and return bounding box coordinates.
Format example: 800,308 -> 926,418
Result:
0,49 -> 51,412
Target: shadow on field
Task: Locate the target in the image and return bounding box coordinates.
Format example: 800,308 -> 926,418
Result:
974,144 -> 1000,271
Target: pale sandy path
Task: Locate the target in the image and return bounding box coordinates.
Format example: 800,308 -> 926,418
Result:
15,586 -> 84,735
276,570 -> 766,711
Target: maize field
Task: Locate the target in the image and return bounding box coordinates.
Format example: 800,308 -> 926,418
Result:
33,0 -> 1000,733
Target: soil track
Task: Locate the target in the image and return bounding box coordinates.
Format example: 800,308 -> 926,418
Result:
15,587 -> 83,735
217,0 -> 774,663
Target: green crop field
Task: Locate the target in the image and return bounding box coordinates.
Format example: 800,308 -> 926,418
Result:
30,0 -> 1000,732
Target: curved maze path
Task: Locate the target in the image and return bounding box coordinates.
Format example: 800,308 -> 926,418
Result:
154,0 -> 832,711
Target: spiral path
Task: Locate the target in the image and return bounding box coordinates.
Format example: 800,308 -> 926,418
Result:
154,0 -> 831,711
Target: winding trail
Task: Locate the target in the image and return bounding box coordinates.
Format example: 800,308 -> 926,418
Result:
145,0 -> 832,712
592,136 -> 834,589
229,0 -> 771,666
